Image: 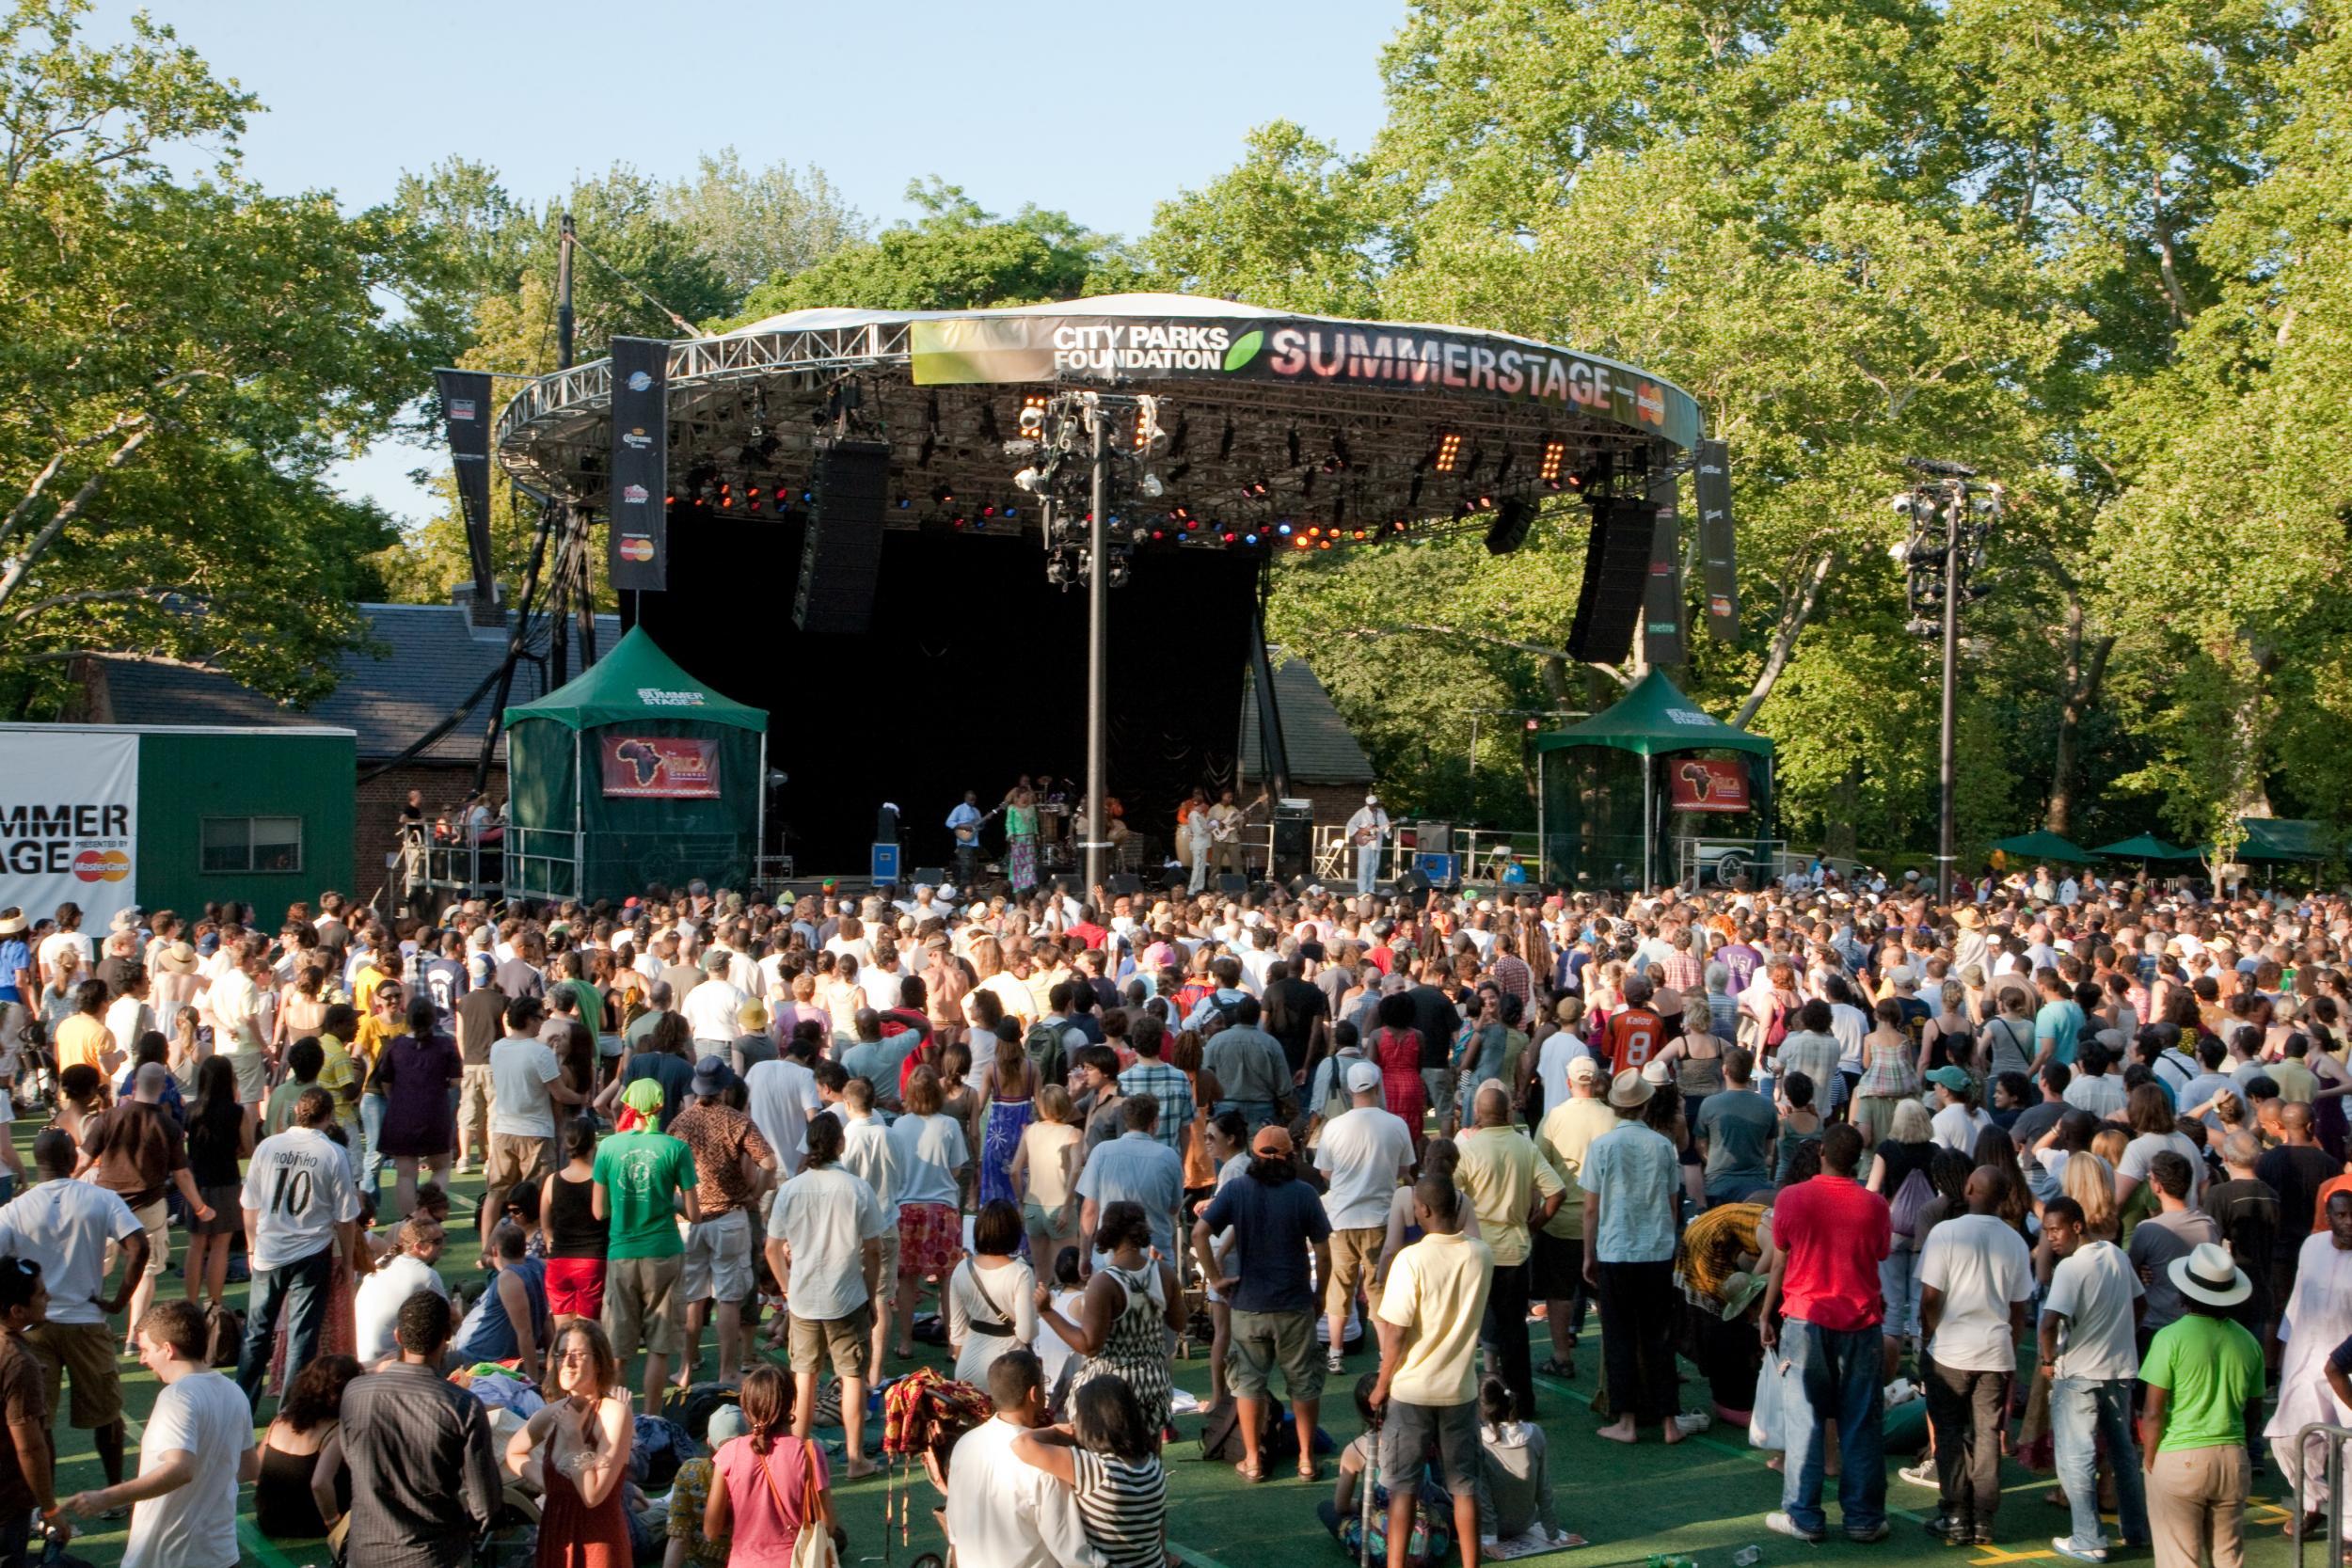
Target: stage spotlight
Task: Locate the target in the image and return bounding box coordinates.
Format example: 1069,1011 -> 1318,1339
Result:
930,483 -> 955,505
1294,536 -> 1310,549
1275,521 -> 1294,536
1138,473 -> 1164,499
1540,438 -> 1568,489
1014,467 -> 1045,494
1434,433 -> 1463,473
718,482 -> 735,510
1485,497 -> 1536,555
1244,531 -> 1260,546
1018,396 -> 1046,437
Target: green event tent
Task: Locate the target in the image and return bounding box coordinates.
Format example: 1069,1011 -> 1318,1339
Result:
2090,833 -> 2196,861
1989,830 -> 2088,863
501,626 -> 770,902
1532,670 -> 1776,890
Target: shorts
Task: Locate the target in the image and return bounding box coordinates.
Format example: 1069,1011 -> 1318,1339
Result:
680,1210 -> 755,1305
546,1256 -> 609,1319
194,1182 -> 242,1239
227,1049 -> 271,1104
601,1253 -> 687,1359
457,1066 -> 495,1140
484,1131 -> 551,1201
898,1201 -> 962,1280
111,1197 -> 168,1279
1324,1227 -> 1385,1316
871,1229 -> 900,1310
26,1321 -> 120,1428
1227,1308 -> 1324,1403
1378,1396 -> 1481,1497
1530,1228 -> 1586,1301
788,1300 -> 874,1380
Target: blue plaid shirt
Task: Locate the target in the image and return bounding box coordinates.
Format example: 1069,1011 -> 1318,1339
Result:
1118,1059 -> 1194,1157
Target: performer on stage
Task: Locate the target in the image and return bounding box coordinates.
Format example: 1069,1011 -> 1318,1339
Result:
1178,787 -> 1212,893
946,791 -> 985,886
1344,792 -> 1390,895
1004,784 -> 1040,893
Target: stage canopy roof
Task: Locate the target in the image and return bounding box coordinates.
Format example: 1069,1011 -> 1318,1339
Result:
503,625 -> 767,734
491,293 -> 1706,550
1533,670 -> 1774,759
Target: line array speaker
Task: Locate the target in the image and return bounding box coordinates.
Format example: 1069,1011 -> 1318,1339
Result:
793,438 -> 892,633
1566,498 -> 1656,664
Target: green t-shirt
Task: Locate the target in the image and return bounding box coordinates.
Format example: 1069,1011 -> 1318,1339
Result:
592,1130 -> 697,1259
2141,1311 -> 2265,1451
554,980 -> 607,1037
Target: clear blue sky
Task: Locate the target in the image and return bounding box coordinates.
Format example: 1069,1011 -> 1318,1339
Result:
92,1 -> 1404,525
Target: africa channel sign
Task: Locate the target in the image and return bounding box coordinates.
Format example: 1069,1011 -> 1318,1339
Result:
909,313 -> 1702,451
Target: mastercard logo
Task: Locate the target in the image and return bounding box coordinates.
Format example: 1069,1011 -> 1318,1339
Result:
72,849 -> 130,883
617,537 -> 655,562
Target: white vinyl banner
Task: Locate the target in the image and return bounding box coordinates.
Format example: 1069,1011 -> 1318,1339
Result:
0,728 -> 138,925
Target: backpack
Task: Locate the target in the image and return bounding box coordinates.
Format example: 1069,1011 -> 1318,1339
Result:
1198,1393 -> 1281,1463
628,1414 -> 701,1490
1023,1019 -> 1068,1086
1888,1166 -> 1934,1238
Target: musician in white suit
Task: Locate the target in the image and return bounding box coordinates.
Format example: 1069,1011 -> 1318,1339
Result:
1344,793 -> 1390,895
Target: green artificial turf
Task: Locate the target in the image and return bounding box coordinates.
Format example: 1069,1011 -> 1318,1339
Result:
24,1122 -> 2323,1568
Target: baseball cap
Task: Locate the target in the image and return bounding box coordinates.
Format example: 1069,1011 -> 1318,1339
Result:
1344,1061 -> 1382,1094
1925,1066 -> 1972,1093
1251,1125 -> 1295,1158
1566,1055 -> 1602,1083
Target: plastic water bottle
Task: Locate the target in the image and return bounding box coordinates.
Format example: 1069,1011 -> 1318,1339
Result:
1735,1547 -> 1763,1566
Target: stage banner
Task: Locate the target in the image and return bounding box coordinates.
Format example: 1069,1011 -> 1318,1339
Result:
435,369 -> 498,603
0,728 -> 138,922
1668,757 -> 1751,814
598,735 -> 720,799
1695,438 -> 1739,641
909,313 -> 1703,451
608,337 -> 669,593
1643,460 -> 1689,667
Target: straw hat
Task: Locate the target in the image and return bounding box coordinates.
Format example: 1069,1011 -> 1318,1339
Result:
1953,907 -> 1982,929
1607,1069 -> 1654,1109
2168,1242 -> 2251,1308
158,942 -> 198,974
1719,1271 -> 1769,1322
0,908 -> 23,938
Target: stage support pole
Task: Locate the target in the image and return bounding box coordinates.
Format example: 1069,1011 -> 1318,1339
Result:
1083,407 -> 1110,897
1643,752 -> 1655,892
1936,500 -> 1960,904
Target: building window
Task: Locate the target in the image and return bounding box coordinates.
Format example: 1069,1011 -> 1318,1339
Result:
200,816 -> 303,874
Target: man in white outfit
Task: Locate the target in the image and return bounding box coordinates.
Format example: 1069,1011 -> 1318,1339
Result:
945,1349 -> 1104,1568
1344,794 -> 1390,895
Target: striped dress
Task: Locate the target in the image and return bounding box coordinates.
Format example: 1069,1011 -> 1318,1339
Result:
1069,1261 -> 1173,1432
1071,1449 -> 1168,1568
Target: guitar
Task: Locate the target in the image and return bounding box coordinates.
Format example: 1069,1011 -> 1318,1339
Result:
952,804 -> 1004,845
1351,816 -> 1385,847
1209,792 -> 1273,846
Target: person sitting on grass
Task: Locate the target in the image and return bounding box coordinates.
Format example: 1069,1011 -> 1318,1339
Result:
1473,1373 -> 1581,1553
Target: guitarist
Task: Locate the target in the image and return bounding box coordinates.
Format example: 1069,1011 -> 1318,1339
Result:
1204,787 -> 1270,883
946,790 -> 988,886
1343,793 -> 1391,895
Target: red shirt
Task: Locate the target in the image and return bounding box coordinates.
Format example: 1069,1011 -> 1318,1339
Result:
1604,1007 -> 1664,1072
1773,1175 -> 1891,1332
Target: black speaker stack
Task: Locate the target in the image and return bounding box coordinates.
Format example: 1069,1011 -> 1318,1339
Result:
793,438 -> 892,634
1566,499 -> 1656,663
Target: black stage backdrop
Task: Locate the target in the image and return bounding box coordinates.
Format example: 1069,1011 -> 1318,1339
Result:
633,508 -> 1263,876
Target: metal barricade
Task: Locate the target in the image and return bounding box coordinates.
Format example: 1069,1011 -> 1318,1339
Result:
2293,1422 -> 2352,1568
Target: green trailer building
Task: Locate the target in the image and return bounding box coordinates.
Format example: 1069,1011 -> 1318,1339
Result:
0,722 -> 357,925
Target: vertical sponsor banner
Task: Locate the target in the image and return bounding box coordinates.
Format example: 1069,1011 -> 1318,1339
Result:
608,337 -> 669,593
1643,459 -> 1689,667
0,730 -> 138,923
435,369 -> 498,602
1695,438 -> 1739,641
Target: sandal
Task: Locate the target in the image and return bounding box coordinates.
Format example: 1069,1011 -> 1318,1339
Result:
1296,1457 -> 1322,1483
1234,1459 -> 1269,1483
1536,1356 -> 1577,1379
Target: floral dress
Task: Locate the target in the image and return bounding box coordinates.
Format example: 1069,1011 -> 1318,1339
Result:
978,1089 -> 1036,1211
1006,802 -> 1040,892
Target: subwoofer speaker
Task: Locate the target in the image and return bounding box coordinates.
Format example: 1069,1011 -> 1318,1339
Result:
793,438 -> 892,633
1566,499 -> 1655,664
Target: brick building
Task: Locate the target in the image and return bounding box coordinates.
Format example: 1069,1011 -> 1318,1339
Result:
1237,652 -> 1376,826
66,584 -> 618,906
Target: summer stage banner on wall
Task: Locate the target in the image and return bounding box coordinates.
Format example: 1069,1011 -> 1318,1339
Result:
908,314 -> 1703,450
0,728 -> 138,920
598,736 -> 720,799
1668,757 -> 1751,814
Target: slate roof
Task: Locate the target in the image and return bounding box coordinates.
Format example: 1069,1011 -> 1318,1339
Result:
1238,653 -> 1375,784
85,603 -> 622,764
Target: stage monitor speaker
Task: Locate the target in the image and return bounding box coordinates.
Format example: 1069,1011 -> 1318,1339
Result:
1106,873 -> 1143,898
1395,869 -> 1433,896
912,866 -> 947,887
1271,813 -> 1311,878
793,438 -> 892,634
1566,498 -> 1655,664
1414,820 -> 1454,856
1216,873 -> 1249,899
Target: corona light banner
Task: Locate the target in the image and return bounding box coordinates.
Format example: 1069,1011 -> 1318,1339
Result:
908,313 -> 1704,451
0,730 -> 137,921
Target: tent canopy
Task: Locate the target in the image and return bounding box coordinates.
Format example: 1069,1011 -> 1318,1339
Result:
1990,830 -> 2089,863
2091,833 -> 2196,861
503,625 -> 767,734
1532,670 -> 1775,759
2232,817 -> 2337,862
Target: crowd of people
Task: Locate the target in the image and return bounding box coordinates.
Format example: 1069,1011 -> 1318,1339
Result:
0,855 -> 2350,1568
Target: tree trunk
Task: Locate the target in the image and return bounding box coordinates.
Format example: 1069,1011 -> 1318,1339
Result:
1732,549 -> 1836,728
2044,586 -> 2113,837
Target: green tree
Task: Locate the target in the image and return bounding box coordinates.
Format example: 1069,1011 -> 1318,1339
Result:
659,147 -> 866,305
1143,120 -> 1385,316
0,0 -> 437,709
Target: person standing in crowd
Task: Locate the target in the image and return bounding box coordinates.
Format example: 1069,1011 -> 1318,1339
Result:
79,1061 -> 211,1352
453,968 -> 509,1177
373,996 -> 463,1218
1917,1166 -> 2034,1544
947,1349 -> 1106,1568
2129,1153 -> 2222,1354
670,1055 -> 776,1389
2038,1195 -> 2149,1563
354,1214 -> 448,1366
62,1301 -> 258,1568
1762,1123 -> 1892,1544
1313,1059 -> 1415,1375
237,1087 -> 364,1408
1046,1200 -> 1185,1437
1195,1125 -> 1332,1483
1203,996 -> 1289,1132
2139,1243 -> 2265,1568
1075,1095 -> 1186,1261
340,1290 -> 503,1568
1455,1082 -> 1564,1422
1582,1069 -> 1682,1444
593,1079 -> 698,1405
501,1320 -> 633,1567
2268,1191 -> 2352,1537
767,1111 -> 884,1477
1695,1045 -> 1778,1206
0,1256 -> 67,1563
1370,1173 -> 1490,1568
485,995 -> 580,1243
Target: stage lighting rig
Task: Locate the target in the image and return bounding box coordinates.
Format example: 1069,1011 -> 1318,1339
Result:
1890,461 -> 2003,901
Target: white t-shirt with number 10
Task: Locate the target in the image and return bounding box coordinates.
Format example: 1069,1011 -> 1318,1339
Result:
240,1124 -> 361,1271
